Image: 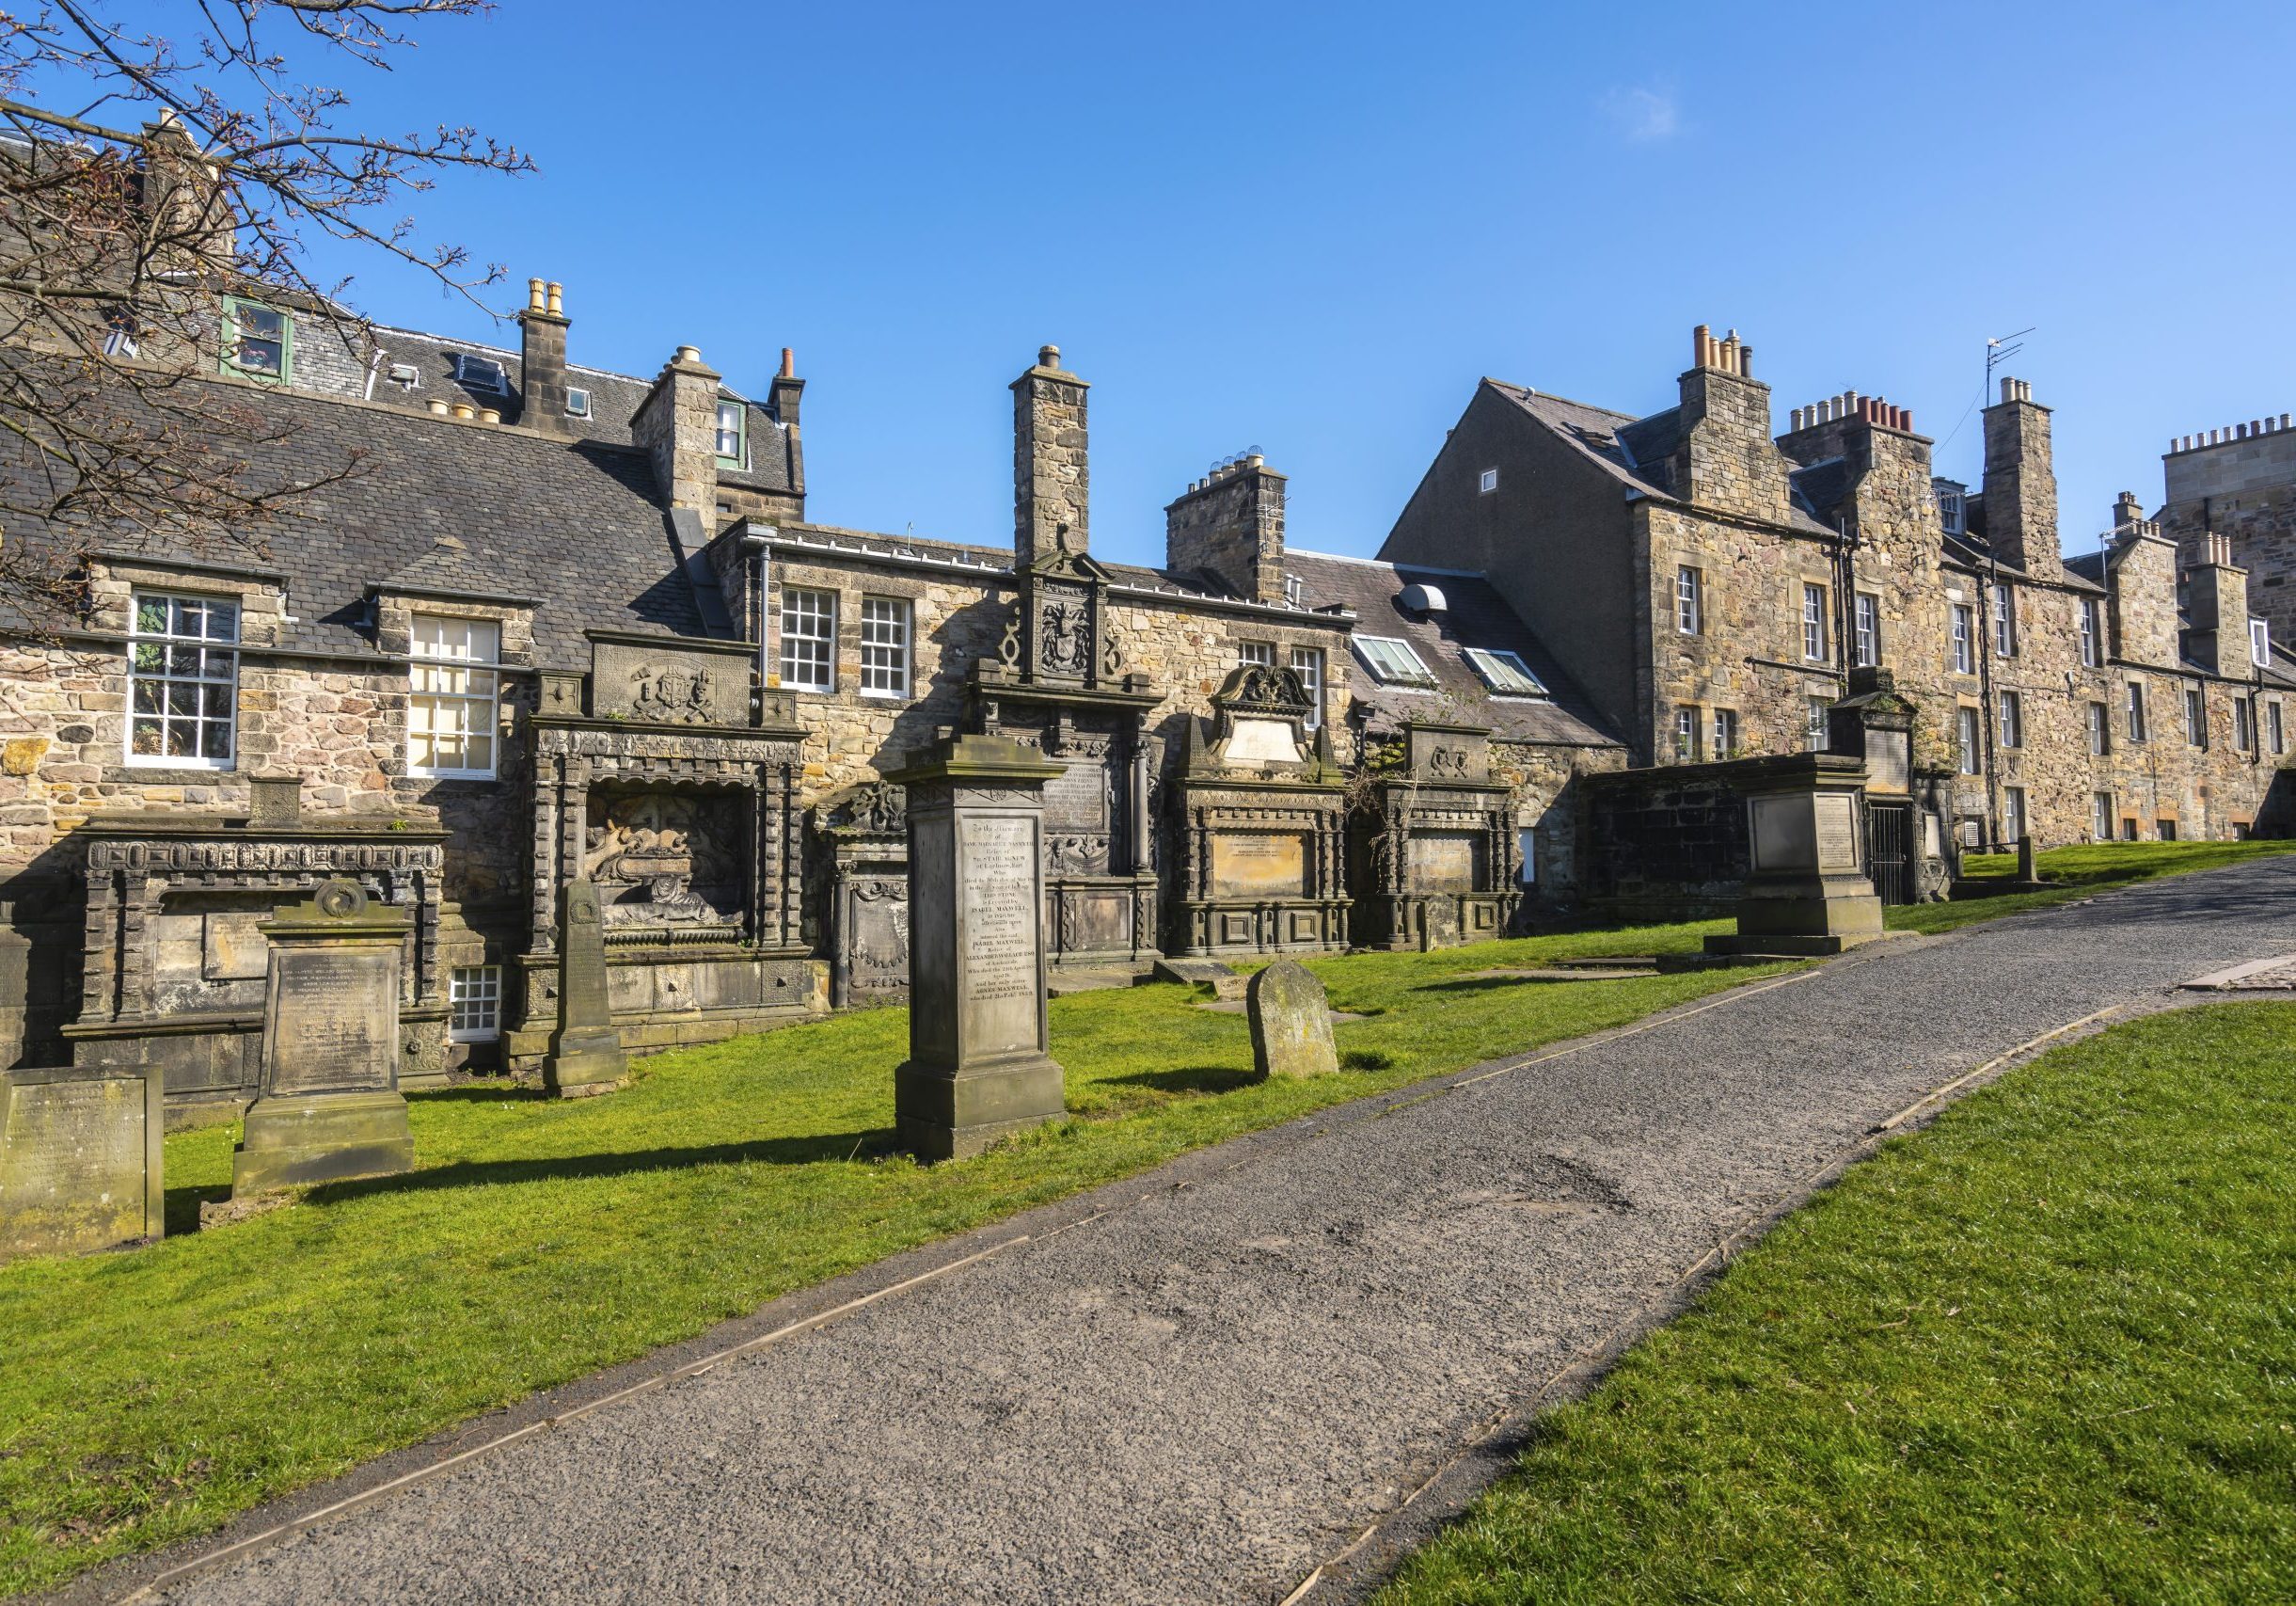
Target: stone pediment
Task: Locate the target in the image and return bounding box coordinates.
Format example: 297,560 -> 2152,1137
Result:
587,630 -> 757,727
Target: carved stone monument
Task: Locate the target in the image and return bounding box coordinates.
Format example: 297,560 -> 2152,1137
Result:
545,879 -> 629,1097
812,782 -> 911,1010
885,733 -> 1067,1160
233,880 -> 416,1195
0,901 -> 27,1071
1704,754 -> 1886,958
2,1059 -> 164,1263
1351,722 -> 1523,949
1246,958 -> 1338,1079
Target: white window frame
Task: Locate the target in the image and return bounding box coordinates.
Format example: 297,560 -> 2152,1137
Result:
2080,598 -> 2102,668
1712,707 -> 1738,759
1801,583 -> 1827,661
1477,468 -> 1499,495
1998,689 -> 2022,750
2002,786 -> 2027,845
1951,604 -> 1973,675
1238,640 -> 1275,668
1993,582 -> 2017,657
407,613 -> 501,780
449,964 -> 502,1043
2087,701 -> 2109,756
1675,566 -> 1702,635
1290,646 -> 1323,729
1353,634 -> 1434,687
1464,646 -> 1546,696
220,296 -> 289,381
1807,696 -> 1830,752
2126,681 -> 2147,743
126,590 -> 240,769
2184,685 -> 2207,748
780,587 -> 836,693
1956,706 -> 1981,774
858,596 -> 911,699
2233,694 -> 2254,752
1853,593 -> 1879,668
1673,706 -> 1699,761
565,386 -> 592,419
714,400 -> 746,464
2092,792 -> 2114,844
2252,619 -> 2272,667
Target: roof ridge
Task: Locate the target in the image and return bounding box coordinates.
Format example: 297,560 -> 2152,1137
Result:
1481,377 -> 1641,424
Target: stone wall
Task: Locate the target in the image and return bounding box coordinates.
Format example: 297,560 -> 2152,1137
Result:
1164,459 -> 1286,603
2161,419 -> 2296,649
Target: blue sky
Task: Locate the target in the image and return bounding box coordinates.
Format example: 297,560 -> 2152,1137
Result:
276,0 -> 2293,568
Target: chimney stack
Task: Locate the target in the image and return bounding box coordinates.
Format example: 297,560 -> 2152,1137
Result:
631,343 -> 723,514
2187,533 -> 2253,679
519,277 -> 573,433
1980,375 -> 2061,580
1013,344 -> 1089,570
1165,453 -> 1288,603
1673,323 -> 1785,520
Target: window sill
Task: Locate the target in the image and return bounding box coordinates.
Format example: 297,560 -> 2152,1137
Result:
121,759 -> 234,775
858,689 -> 910,701
410,771 -> 499,784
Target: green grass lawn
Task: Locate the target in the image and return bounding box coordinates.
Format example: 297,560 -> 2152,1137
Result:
0,922 -> 1785,1597
1885,837 -> 2295,935
1377,1001 -> 2296,1605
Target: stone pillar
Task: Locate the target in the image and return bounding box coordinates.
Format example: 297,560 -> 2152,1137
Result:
1012,345 -> 1089,570
885,734 -> 1067,1160
233,881 -> 415,1195
545,879 -> 627,1098
1704,755 -> 1885,958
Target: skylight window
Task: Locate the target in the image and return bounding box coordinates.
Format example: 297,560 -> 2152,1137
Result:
453,352 -> 509,394
565,386 -> 592,419
1464,646 -> 1547,696
1354,634 -> 1435,687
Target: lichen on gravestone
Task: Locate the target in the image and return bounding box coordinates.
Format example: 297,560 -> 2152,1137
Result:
1246,958 -> 1338,1079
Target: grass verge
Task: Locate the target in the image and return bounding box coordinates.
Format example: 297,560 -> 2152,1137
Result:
0,922 -> 1777,1596
1886,837 -> 2294,935
1376,1001 -> 2296,1604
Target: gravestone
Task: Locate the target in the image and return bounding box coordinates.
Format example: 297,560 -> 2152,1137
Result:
545,879 -> 628,1098
232,880 -> 415,1195
1152,956 -> 1246,1000
1246,958 -> 1338,1078
1,1061 -> 164,1263
1704,755 -> 1885,958
0,900 -> 26,1070
884,733 -> 1067,1160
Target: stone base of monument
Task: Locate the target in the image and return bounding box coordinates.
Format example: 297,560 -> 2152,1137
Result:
895,1054 -> 1067,1161
543,1025 -> 627,1099
233,1089 -> 414,1194
1700,755 -> 1890,962
1151,957 -> 1247,1000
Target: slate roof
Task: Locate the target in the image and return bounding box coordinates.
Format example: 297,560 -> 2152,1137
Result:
1281,549 -> 1622,747
12,379 -> 705,667
1482,379 -> 1838,538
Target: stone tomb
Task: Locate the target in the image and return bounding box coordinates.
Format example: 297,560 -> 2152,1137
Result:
811,782 -> 911,1010
1170,665 -> 1350,957
1704,754 -> 1886,958
232,880 -> 416,1195
1,1059 -> 164,1263
1350,722 -> 1523,950
1246,958 -> 1338,1078
886,734 -> 1067,1160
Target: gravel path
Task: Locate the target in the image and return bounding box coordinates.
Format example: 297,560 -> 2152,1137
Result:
135,860 -> 2296,1605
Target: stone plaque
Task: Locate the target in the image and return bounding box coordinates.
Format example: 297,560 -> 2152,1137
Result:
1043,760 -> 1109,834
268,946 -> 397,1096
1750,794 -> 1817,874
589,634 -> 752,726
1224,716 -> 1303,767
1407,833 -> 1481,895
959,815 -> 1042,1057
841,878 -> 910,1000
1211,835 -> 1307,898
1863,726 -> 1911,795
1,1065 -> 163,1263
202,910 -> 271,982
1814,794 -> 1861,871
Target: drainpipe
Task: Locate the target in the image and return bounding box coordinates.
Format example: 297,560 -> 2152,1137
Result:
740,524 -> 773,725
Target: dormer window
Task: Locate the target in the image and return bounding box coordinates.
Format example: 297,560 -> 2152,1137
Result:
1283,573 -> 1306,608
715,401 -> 746,465
2253,619 -> 2272,667
221,297 -> 289,381
1354,634 -> 1435,687
452,353 -> 509,394
565,386 -> 592,419
1464,646 -> 1547,696
1933,481 -> 1966,535
102,305 -> 139,359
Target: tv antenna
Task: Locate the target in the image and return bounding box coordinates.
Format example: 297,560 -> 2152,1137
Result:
1985,326 -> 2035,394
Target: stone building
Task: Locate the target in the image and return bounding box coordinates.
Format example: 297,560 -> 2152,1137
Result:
0,276 -> 1622,1105
1380,326 -> 2296,853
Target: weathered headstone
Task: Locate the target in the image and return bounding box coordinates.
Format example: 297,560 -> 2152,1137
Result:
0,900 -> 27,1071
1246,958 -> 1338,1079
232,880 -> 415,1195
544,879 -> 628,1098
1152,956 -> 1246,1000
1,1060 -> 163,1263
1704,754 -> 1885,959
884,733 -> 1067,1160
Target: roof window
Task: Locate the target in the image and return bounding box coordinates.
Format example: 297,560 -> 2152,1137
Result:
453,352 -> 509,394
565,386 -> 592,419
1354,634 -> 1435,688
1465,646 -> 1547,696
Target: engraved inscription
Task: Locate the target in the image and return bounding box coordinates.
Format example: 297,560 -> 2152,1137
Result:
0,1077 -> 149,1255
960,816 -> 1041,1055
1211,834 -> 1308,898
1407,833 -> 1481,894
1814,794 -> 1861,871
267,948 -> 397,1096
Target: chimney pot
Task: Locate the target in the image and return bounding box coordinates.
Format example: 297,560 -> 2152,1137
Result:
527,277 -> 546,312
545,280 -> 562,315
1693,324 -> 1711,368
780,346 -> 796,379
676,345 -> 703,365
1039,343 -> 1060,370
1738,342 -> 1753,376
